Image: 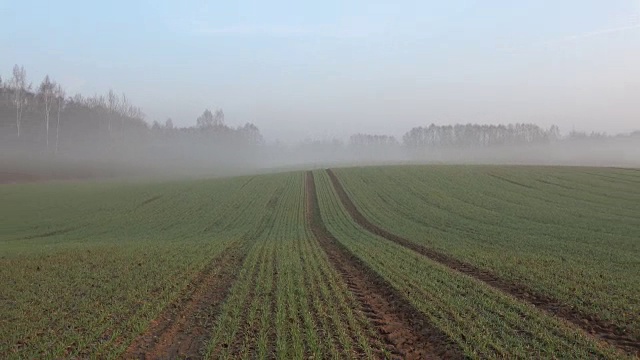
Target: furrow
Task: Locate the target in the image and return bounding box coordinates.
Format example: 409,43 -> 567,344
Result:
306,171 -> 462,360
326,168 -> 640,356
123,240 -> 248,359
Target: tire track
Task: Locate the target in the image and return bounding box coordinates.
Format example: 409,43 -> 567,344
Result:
124,188 -> 281,359
21,226 -> 80,240
305,171 -> 462,359
123,241 -> 247,359
134,195 -> 163,210
326,168 -> 640,356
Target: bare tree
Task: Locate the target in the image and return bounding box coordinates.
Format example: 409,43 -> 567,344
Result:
10,65 -> 28,137
107,89 -> 118,134
213,109 -> 225,127
195,108 -> 224,129
129,105 -> 143,121
197,109 -> 214,128
39,75 -> 56,149
119,93 -> 129,138
55,84 -> 65,154
165,118 -> 174,130
93,94 -> 107,134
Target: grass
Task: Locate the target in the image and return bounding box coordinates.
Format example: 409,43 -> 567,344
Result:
1,174 -> 278,358
314,169 -> 626,358
1,164 -> 637,358
330,165 -> 640,341
204,172 -> 381,359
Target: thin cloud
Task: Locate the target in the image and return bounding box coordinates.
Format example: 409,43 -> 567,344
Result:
505,22 -> 640,52
187,19 -> 378,39
544,23 -> 640,45
191,22 -> 310,36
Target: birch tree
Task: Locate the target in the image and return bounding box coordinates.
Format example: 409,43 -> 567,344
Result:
55,84 -> 65,154
119,93 -> 128,138
107,89 -> 118,134
39,75 -> 56,149
197,109 -> 214,128
213,109 -> 225,127
165,118 -> 174,130
10,65 -> 27,137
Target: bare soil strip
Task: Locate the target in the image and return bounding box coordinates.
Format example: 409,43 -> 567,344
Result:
22,226 -> 79,240
128,190 -> 279,359
306,172 -> 463,359
0,170 -> 107,184
0,171 -> 41,184
326,168 -> 640,356
134,195 -> 163,210
124,241 -> 248,359
487,173 -> 534,189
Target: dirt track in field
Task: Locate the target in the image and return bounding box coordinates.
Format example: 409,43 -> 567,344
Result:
326,168 -> 640,356
306,171 -> 462,359
125,187 -> 280,359
123,242 -> 247,359
0,171 -> 41,184
0,170 -> 107,184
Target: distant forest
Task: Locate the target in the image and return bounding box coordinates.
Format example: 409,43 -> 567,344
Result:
1,64 -> 639,173
0,65 -> 264,168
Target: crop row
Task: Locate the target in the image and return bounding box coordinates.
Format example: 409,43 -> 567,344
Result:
331,165 -> 640,341
3,165 -> 637,358
204,172 -> 382,359
312,169 -> 623,358
0,175 -> 280,358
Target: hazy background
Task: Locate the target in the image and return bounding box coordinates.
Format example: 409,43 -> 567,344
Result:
1,1 -> 639,180
2,0 -> 639,143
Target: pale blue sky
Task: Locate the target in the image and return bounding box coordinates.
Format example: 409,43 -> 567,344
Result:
2,1 -> 639,141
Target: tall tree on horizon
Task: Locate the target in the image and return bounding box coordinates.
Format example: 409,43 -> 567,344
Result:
119,93 -> 129,138
107,89 -> 118,135
197,109 -> 214,128
10,65 -> 28,137
39,75 -> 56,149
54,84 -> 65,154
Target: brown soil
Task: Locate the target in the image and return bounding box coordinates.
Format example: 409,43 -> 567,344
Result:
306,171 -> 463,359
135,195 -> 163,209
0,169 -> 109,184
487,173 -> 535,189
0,171 -> 41,184
326,168 -> 640,356
123,242 -> 247,359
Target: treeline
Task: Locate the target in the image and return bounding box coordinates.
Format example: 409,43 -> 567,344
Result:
346,124 -> 561,150
403,123 -> 560,148
2,64 -> 638,173
150,109 -> 263,146
273,123 -> 638,168
347,124 -> 637,149
0,65 -> 148,153
0,65 -> 264,166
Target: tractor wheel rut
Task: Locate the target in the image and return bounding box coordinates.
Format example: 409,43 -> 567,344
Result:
123,241 -> 247,359
306,171 -> 462,359
326,168 -> 640,356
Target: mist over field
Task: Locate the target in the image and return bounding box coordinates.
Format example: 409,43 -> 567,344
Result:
2,0 -> 640,180
3,3 -> 640,358
1,79 -> 638,182
1,94 -> 639,181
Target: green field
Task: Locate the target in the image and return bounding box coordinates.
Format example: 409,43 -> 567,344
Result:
330,165 -> 640,340
1,165 -> 638,359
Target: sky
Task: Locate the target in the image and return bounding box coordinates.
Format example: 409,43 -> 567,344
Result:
1,0 -> 639,142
